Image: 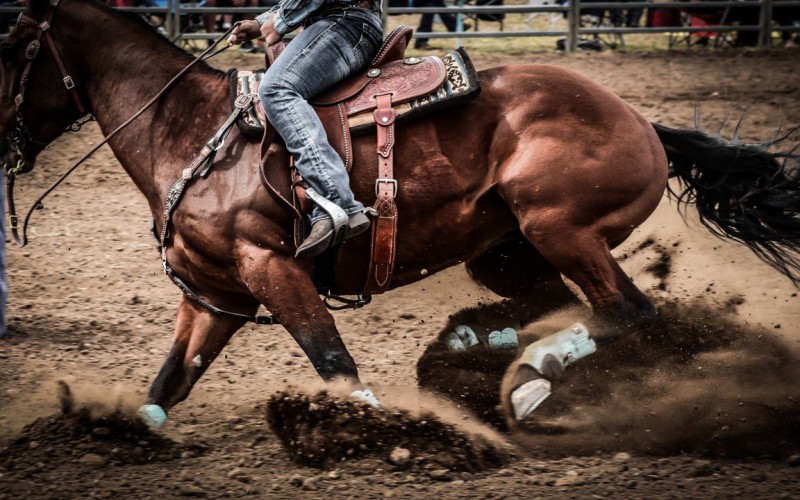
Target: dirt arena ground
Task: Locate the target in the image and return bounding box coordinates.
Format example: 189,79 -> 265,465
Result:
1,46 -> 800,499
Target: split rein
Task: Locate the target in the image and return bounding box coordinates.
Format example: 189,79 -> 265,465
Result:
6,18 -> 236,248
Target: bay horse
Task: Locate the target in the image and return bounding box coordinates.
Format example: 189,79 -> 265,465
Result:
2,0 -> 798,429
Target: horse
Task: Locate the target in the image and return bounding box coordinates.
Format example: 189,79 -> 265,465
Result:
1,0 -> 798,429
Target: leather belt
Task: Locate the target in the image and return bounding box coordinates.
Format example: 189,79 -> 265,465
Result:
315,0 -> 375,16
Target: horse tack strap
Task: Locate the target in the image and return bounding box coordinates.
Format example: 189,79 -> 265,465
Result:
159,96 -> 251,250
15,0 -> 86,115
363,93 -> 398,294
158,95 -> 278,326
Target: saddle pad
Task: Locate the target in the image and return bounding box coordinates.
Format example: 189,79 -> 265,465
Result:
229,47 -> 481,139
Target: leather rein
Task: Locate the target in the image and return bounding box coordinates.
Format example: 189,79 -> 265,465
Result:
4,4 -> 281,325
4,0 -> 232,247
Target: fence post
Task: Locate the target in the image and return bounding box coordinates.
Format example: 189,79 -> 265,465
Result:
171,0 -> 182,41
567,0 -> 580,52
165,0 -> 174,40
758,0 -> 773,47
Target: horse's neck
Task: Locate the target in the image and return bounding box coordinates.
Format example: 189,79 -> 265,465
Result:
82,13 -> 229,215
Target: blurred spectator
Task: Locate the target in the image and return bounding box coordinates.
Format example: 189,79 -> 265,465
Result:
413,0 -> 470,50
727,3 -> 760,47
582,0 -> 641,28
774,5 -> 800,47
609,0 -> 642,27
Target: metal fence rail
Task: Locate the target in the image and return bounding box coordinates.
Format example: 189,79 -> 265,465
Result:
0,0 -> 799,51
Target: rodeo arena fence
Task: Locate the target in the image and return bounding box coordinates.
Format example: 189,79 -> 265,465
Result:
0,0 -> 798,51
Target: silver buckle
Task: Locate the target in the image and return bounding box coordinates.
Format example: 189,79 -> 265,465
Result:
235,94 -> 253,109
375,178 -> 397,198
63,76 -> 74,89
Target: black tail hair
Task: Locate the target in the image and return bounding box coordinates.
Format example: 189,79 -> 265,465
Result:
653,122 -> 800,286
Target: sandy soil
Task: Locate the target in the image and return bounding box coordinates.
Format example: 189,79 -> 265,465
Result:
1,47 -> 800,499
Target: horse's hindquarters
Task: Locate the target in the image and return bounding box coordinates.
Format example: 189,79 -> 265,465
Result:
486,64 -> 669,248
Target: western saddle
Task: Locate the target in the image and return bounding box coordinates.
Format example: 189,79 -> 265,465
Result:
256,26 -> 466,295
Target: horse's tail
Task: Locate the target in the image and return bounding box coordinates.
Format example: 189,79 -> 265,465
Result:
652,122 -> 800,285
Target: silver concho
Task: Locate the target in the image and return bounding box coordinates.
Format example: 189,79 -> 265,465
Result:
25,40 -> 40,60
404,57 -> 421,65
367,69 -> 381,78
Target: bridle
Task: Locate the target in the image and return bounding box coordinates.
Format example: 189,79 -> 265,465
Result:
5,0 -> 92,246
3,0 -> 233,247
8,0 -> 88,169
15,0 -> 86,117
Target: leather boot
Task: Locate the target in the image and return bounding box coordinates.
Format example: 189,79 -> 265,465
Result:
295,211 -> 371,259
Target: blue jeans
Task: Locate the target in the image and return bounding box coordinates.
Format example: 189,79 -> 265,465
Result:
258,8 -> 383,223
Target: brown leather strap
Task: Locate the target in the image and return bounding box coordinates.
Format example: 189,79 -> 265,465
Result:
363,93 -> 398,294
15,0 -> 85,115
42,28 -> 84,114
258,112 -> 301,221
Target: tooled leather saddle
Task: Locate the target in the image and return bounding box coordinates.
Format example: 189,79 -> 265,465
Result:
232,26 -> 481,295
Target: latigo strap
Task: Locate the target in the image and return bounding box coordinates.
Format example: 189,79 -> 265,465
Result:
363,93 -> 398,294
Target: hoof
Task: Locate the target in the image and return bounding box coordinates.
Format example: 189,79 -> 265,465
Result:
487,327 -> 519,350
137,404 -> 168,430
510,378 -> 551,421
350,388 -> 381,408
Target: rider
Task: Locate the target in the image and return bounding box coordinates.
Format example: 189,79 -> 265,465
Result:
228,0 -> 383,259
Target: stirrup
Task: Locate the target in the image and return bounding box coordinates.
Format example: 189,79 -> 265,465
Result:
304,188 -> 349,245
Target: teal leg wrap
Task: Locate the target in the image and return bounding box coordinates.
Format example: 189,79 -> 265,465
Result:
487,327 -> 519,350
350,388 -> 380,407
511,323 -> 597,421
444,325 -> 479,352
137,404 -> 168,430
519,323 -> 597,374
445,324 -> 519,352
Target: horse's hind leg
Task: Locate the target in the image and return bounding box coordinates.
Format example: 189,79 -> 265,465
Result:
466,232 -> 584,307
439,234 -> 585,349
502,229 -> 657,423
138,297 -> 254,428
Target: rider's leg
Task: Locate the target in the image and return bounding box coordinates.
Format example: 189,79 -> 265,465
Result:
258,9 -> 383,258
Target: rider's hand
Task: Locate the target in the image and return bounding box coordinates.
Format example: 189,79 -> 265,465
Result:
227,19 -> 261,46
260,16 -> 283,47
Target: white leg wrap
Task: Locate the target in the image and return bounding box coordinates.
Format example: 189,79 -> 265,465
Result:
445,325 -> 480,352
454,325 -> 480,348
519,323 -> 597,374
350,388 -> 381,408
445,331 -> 465,352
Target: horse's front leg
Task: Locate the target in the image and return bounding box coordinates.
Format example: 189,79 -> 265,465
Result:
239,249 -> 377,405
137,297 -> 253,429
